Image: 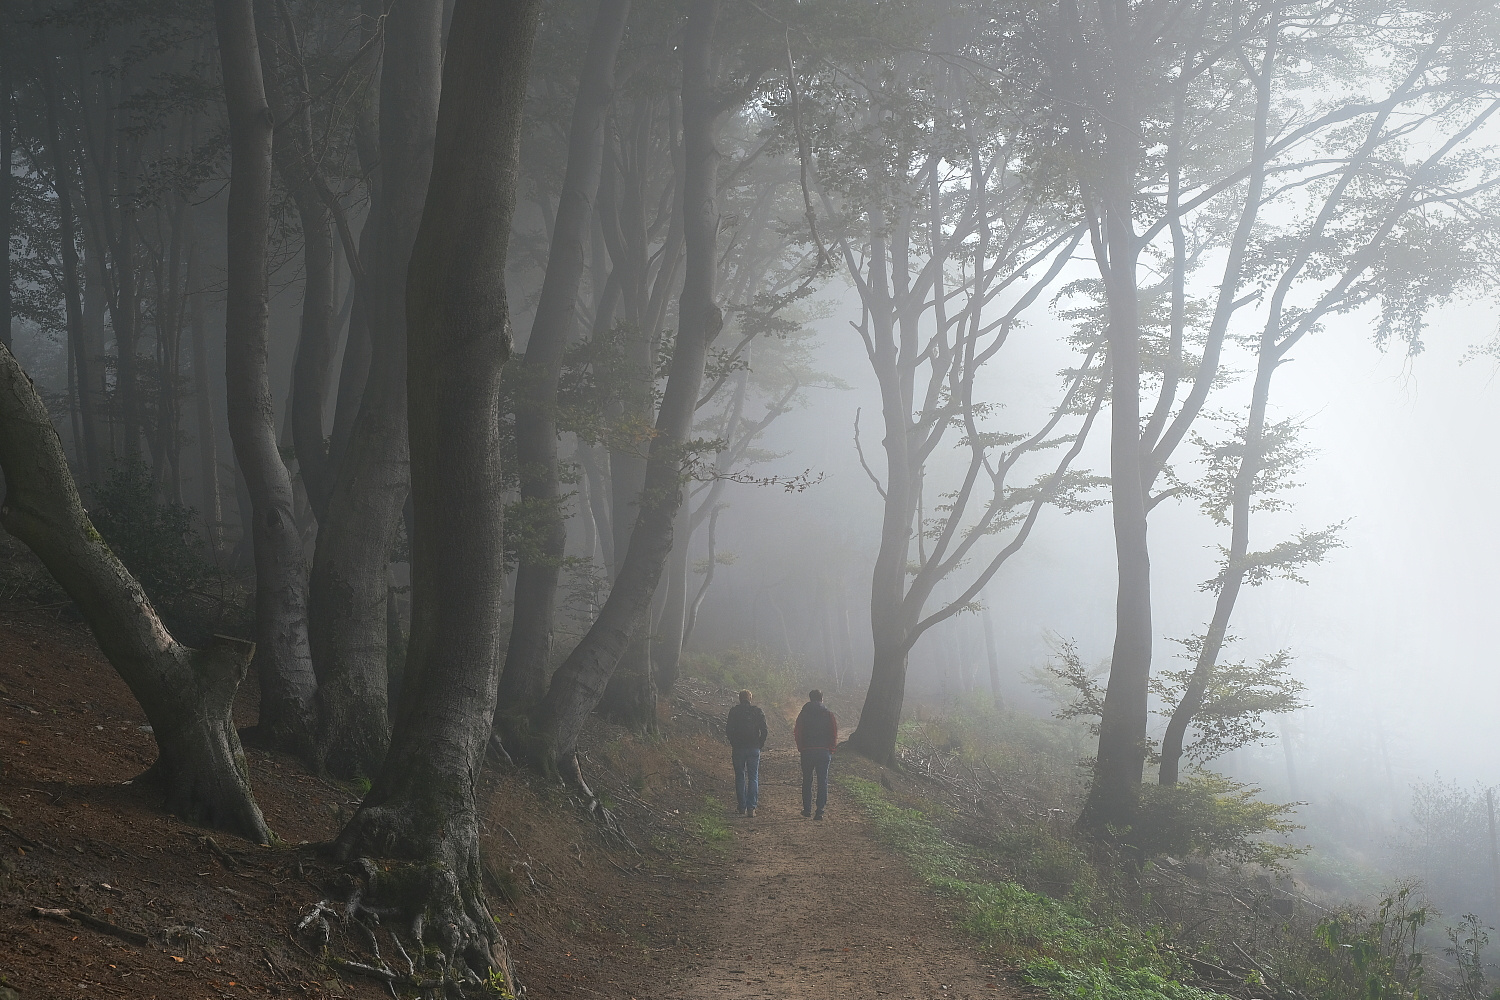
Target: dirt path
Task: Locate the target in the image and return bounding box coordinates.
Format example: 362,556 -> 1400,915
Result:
660,744 -> 1015,1000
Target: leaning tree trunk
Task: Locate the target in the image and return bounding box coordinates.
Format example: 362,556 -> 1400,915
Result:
308,0 -> 441,779
1077,130 -> 1151,836
652,501 -> 691,694
1,343 -> 268,843
1159,324 -> 1279,785
530,0 -> 724,777
330,1 -> 539,991
214,0 -> 318,756
498,0 -> 631,720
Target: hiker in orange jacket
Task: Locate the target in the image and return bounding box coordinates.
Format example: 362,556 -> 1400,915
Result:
793,689 -> 838,819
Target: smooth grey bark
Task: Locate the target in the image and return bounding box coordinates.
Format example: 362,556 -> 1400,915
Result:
188,248 -> 223,556
255,0 -> 337,522
0,342 -> 268,843
1077,124 -> 1150,833
651,501 -> 690,694
533,0 -> 724,775
213,0 -> 318,756
309,0 -> 441,779
37,53 -> 103,483
499,0 -> 630,715
981,602 -> 1003,711
332,1 -> 539,989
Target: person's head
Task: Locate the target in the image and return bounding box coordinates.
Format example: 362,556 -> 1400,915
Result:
739,689 -> 752,705
808,689 -> 823,703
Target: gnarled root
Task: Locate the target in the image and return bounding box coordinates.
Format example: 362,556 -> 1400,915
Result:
309,806 -> 517,998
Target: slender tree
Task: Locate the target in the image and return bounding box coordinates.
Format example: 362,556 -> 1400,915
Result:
499,0 -> 631,717
531,0 -> 729,775
213,0 -> 318,754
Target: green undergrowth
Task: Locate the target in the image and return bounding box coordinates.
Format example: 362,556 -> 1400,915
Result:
840,777 -> 1236,1000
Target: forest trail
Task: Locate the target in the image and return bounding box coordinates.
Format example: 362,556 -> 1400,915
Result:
657,745 -> 1015,1000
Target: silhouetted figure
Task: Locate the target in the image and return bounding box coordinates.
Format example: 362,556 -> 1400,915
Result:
726,689 -> 768,817
794,689 -> 838,819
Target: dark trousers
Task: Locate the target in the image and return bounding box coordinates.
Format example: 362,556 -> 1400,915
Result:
732,747 -> 760,810
801,749 -> 831,815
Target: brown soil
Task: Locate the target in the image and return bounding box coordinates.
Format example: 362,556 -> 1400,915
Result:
0,604 -> 1023,999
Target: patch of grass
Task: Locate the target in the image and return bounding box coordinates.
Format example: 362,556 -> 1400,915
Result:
840,777 -> 1235,1000
693,796 -> 732,846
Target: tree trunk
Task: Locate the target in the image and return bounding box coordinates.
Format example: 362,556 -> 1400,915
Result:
597,612 -> 655,729
1,44 -> 11,352
188,238 -> 223,555
981,601 -> 1003,711
254,0 -> 337,522
309,0 -> 441,779
37,53 -> 103,483
213,0 -> 318,756
652,502 -> 690,694
530,0 -> 723,778
844,610 -> 910,767
332,2 -> 538,990
499,0 -> 630,717
1077,132 -> 1150,835
1,342 -> 268,843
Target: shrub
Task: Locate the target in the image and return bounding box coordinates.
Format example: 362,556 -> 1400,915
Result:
1123,770 -> 1304,868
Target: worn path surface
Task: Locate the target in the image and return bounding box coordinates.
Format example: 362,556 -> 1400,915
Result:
658,742 -> 1016,1000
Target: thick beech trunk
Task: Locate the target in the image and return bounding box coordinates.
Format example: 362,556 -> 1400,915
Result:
0,343 -> 268,843
332,3 -> 539,990
531,0 -> 723,775
214,0 -> 318,755
309,0 -> 441,778
499,0 -> 630,716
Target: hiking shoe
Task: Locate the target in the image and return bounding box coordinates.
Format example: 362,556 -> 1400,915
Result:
747,808 -> 756,818
801,810 -> 812,818
737,807 -> 745,815
814,811 -> 824,821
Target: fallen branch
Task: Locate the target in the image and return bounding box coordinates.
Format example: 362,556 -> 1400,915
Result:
30,906 -> 149,945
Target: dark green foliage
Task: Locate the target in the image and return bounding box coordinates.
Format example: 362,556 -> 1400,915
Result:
86,462 -> 218,617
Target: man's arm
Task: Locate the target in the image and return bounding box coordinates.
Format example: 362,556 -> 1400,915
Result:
829,713 -> 838,751
756,709 -> 768,748
793,712 -> 803,752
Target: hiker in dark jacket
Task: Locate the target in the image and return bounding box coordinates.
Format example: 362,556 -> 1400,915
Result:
793,689 -> 838,820
726,690 -> 768,817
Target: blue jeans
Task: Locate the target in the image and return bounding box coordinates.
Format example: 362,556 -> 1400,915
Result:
801,749 -> 831,815
733,747 -> 761,810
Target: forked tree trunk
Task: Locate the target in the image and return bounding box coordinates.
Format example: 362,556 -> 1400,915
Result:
254,0 -> 338,522
498,0 -> 630,719
309,0 -> 441,779
331,1 -> 539,991
0,343 -> 268,843
531,0 -> 723,776
213,0 -> 318,756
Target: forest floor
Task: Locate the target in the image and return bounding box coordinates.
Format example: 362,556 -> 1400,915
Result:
0,603 -> 1023,999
